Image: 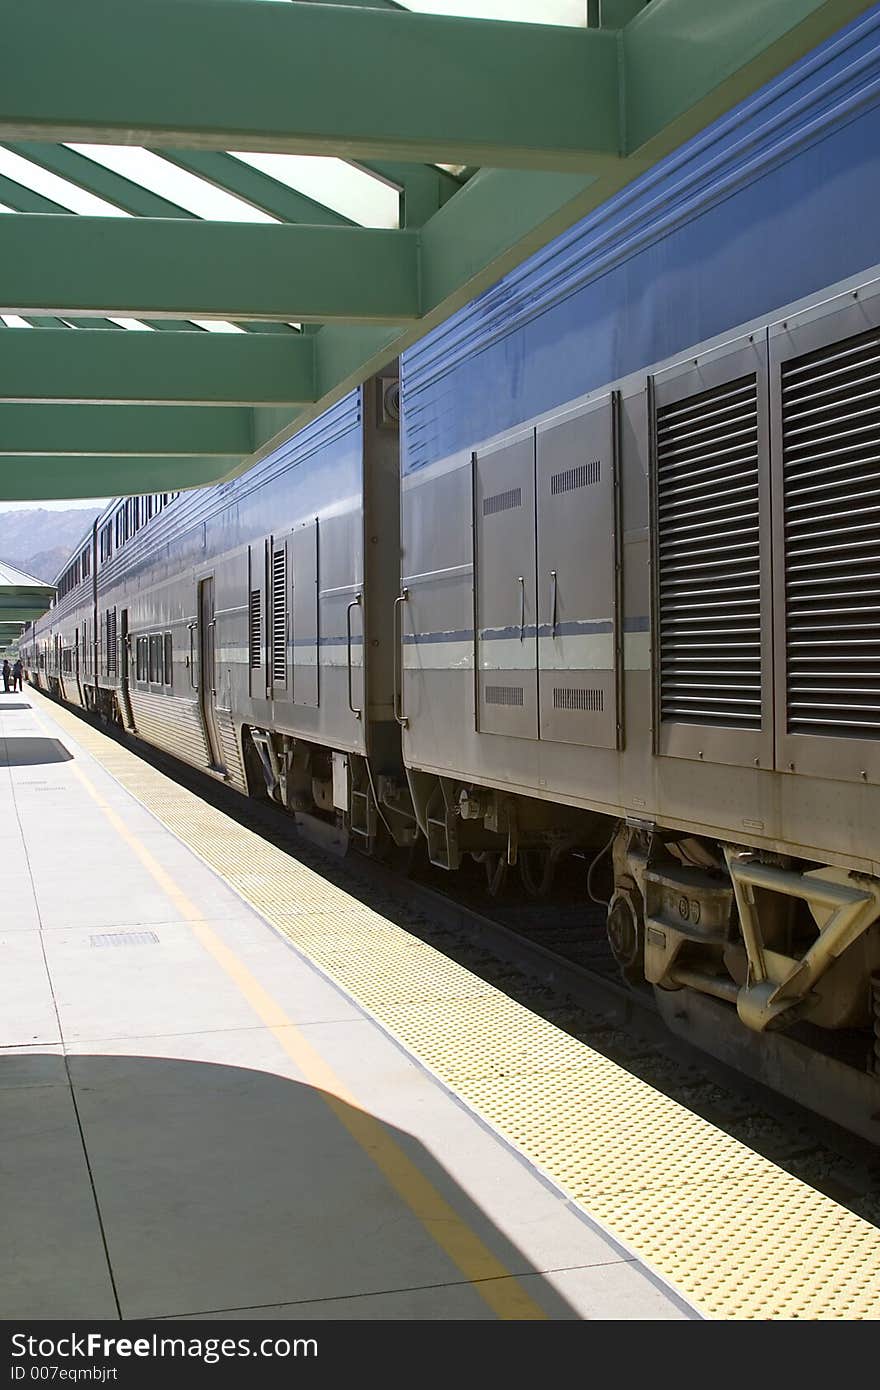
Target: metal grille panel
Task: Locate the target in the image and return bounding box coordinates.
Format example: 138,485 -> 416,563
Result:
485,684 -> 523,706
106,608 -> 117,676
656,375 -> 761,728
248,589 -> 261,670
482,487 -> 522,517
550,460 -> 600,495
271,546 -> 286,685
553,685 -> 603,711
782,327 -> 880,739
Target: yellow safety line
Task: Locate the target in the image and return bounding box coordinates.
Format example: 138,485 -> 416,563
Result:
29,691 -> 880,1320
47,741 -> 546,1321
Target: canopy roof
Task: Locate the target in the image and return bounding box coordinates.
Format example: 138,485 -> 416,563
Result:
0,0 -> 871,500
0,559 -> 55,644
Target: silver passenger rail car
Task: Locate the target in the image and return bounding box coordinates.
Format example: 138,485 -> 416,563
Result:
396,14 -> 880,1110
30,375 -> 418,856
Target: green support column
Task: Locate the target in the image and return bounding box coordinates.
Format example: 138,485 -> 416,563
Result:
0,329 -> 315,406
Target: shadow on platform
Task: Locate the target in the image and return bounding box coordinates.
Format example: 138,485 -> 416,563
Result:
2,1050 -> 585,1322
0,703 -> 32,711
0,736 -> 72,766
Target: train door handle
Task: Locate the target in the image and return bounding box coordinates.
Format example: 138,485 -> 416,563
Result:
518,576 -> 525,642
346,593 -> 363,719
207,618 -> 217,695
187,620 -> 198,689
393,588 -> 409,728
550,570 -> 558,639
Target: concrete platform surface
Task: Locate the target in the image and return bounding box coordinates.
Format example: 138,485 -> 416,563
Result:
0,695 -> 692,1321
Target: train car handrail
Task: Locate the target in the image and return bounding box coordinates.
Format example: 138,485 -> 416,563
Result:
393,588 -> 409,728
187,620 -> 197,690
346,593 -> 362,720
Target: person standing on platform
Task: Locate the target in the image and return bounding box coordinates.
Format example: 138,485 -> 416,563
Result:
2,659 -> 10,693
12,658 -> 22,692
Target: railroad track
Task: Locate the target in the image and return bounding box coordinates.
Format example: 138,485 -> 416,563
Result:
58,700 -> 880,1227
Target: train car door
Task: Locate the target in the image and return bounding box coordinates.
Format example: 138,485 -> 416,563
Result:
198,577 -> 225,771
536,393 -> 619,749
473,429 -> 538,739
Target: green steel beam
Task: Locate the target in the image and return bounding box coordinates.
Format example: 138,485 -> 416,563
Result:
0,215 -> 419,324
6,141 -> 192,218
0,1 -> 622,172
0,180 -> 197,332
355,161 -> 462,228
155,149 -> 353,226
0,457 -> 241,501
0,145 -> 333,333
600,0 -> 648,25
623,0 -> 877,154
0,173 -> 67,214
0,404 -> 254,456
245,0 -> 876,464
0,330 -> 315,405
0,607 -> 54,621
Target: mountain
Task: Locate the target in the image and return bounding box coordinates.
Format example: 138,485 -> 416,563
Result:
0,508 -> 102,585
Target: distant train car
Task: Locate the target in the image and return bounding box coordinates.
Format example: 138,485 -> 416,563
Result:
27,378 -> 417,855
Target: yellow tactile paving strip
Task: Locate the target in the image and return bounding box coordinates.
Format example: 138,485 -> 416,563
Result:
32,691 -> 880,1320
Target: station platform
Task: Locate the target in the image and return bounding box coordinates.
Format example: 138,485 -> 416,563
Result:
2,690 -> 880,1321
0,692 -> 690,1322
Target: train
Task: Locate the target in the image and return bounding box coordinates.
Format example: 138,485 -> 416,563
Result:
25,11 -> 880,1139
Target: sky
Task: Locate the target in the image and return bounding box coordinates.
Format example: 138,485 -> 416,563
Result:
0,1 -> 587,512
0,499 -> 110,513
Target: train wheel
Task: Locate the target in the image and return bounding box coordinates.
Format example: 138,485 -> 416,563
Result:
519,848 -> 556,899
483,852 -> 508,897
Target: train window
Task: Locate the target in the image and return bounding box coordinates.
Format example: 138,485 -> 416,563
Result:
149,633 -> 162,683
135,637 -> 148,682
164,633 -> 173,687
99,522 -> 112,564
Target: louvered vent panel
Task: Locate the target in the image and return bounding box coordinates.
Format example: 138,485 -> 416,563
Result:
782,326 -> 880,739
485,684 -> 524,706
551,460 -> 600,495
656,375 -> 761,727
553,686 -> 603,712
271,546 -> 286,685
249,590 -> 262,670
483,487 -> 522,517
106,608 -> 117,676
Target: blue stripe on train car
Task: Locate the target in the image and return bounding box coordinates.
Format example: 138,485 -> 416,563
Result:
401,3 -> 880,473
